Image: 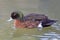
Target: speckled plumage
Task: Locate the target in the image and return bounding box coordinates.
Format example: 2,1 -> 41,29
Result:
10,12 -> 57,28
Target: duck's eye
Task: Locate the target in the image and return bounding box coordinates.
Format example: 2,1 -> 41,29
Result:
11,12 -> 20,19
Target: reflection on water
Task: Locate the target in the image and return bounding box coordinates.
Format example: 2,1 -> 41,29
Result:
51,22 -> 60,30
23,32 -> 60,40
39,32 -> 60,40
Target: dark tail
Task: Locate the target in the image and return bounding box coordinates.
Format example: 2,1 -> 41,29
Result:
46,19 -> 58,25
42,19 -> 58,27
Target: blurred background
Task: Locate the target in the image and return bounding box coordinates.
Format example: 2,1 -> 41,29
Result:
0,0 -> 60,21
0,0 -> 60,40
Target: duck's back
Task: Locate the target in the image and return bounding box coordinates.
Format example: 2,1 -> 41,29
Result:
24,13 -> 48,21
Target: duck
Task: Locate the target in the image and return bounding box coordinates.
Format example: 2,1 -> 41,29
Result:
8,11 -> 57,29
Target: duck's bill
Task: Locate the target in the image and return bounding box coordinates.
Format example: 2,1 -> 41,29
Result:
7,17 -> 13,22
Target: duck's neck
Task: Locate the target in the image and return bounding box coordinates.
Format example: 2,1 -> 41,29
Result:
17,17 -> 24,22
14,20 -> 22,28
14,19 -> 26,28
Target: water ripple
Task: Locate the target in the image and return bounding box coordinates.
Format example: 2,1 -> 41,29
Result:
24,32 -> 60,40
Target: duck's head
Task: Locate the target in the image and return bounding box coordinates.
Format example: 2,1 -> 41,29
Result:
8,12 -> 26,28
11,12 -> 20,19
8,11 -> 24,22
8,12 -> 20,22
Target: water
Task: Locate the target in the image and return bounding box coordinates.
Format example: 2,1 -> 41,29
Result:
0,17 -> 60,40
0,0 -> 60,40
51,22 -> 60,30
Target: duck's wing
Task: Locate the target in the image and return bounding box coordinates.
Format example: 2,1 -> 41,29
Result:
24,13 -> 48,21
